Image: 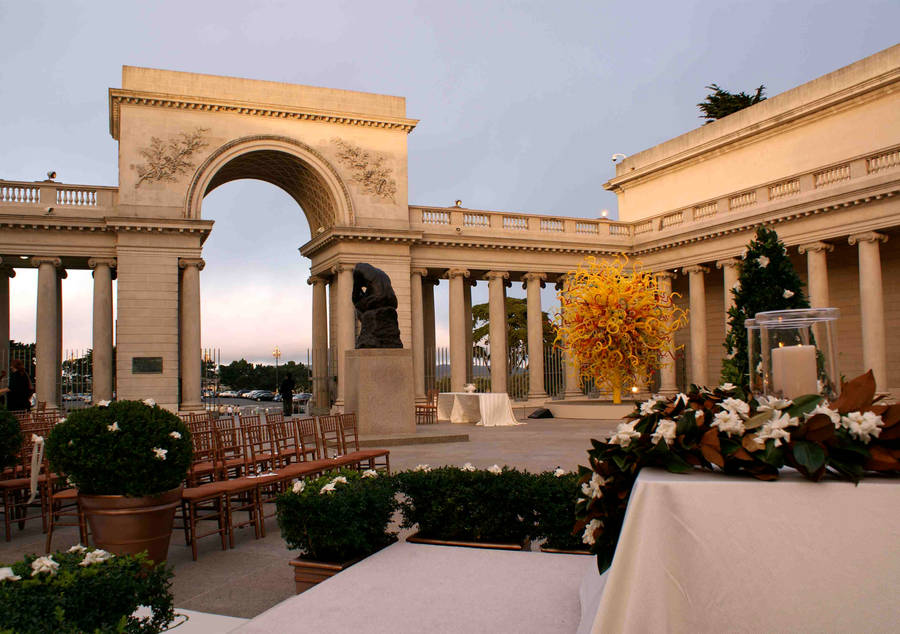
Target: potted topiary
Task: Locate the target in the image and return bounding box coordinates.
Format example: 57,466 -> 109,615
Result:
397,464 -> 535,550
532,468 -> 590,554
276,469 -> 397,594
45,400 -> 191,565
0,547 -> 175,633
0,408 -> 22,471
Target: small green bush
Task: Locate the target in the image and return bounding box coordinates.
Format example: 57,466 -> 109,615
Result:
532,470 -> 587,551
0,408 -> 22,471
45,401 -> 191,497
396,466 -> 535,545
276,469 -> 397,562
0,548 -> 174,633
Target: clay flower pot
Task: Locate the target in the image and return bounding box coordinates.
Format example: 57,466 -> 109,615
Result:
78,487 -> 182,566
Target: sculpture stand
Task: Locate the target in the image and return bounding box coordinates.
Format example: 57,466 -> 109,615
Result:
345,349 -> 415,436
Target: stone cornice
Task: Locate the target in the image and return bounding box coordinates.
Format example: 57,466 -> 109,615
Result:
109,88 -> 419,140
0,214 -> 214,237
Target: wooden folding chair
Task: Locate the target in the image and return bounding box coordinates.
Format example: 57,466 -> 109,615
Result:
293,417 -> 322,462
1,431 -> 52,541
45,488 -> 88,553
416,389 -> 438,424
339,413 -> 391,473
179,429 -> 230,561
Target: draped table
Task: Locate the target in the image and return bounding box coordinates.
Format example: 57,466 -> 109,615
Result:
578,468 -> 900,633
436,392 -> 522,426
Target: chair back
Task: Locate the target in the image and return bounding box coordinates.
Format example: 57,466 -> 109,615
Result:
265,412 -> 284,425
240,422 -> 272,474
188,429 -> 220,484
338,413 -> 360,453
267,418 -> 294,468
293,417 -> 321,461
317,415 -> 343,458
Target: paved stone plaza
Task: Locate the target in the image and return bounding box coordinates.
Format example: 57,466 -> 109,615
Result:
0,417 -> 618,619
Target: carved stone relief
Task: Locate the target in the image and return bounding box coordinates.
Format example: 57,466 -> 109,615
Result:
134,128 -> 209,187
331,138 -> 397,202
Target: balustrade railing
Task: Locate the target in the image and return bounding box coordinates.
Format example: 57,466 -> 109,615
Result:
814,163 -> 851,188
0,180 -> 116,211
0,184 -> 40,204
768,178 -> 800,200
692,201 -> 718,221
867,149 -> 899,175
729,190 -> 756,210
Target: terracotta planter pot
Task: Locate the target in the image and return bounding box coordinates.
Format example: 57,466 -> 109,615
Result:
406,531 -> 531,551
289,556 -> 360,594
79,487 -> 182,566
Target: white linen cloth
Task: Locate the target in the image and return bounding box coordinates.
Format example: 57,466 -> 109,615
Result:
436,392 -> 522,426
580,468 -> 900,633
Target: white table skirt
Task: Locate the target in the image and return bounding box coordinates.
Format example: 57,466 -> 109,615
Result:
578,468 -> 900,633
436,392 -> 523,426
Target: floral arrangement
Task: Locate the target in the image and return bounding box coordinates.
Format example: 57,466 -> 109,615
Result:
576,371 -> 900,573
554,256 -> 687,403
0,408 -> 22,470
276,469 -> 397,563
0,547 -> 174,633
45,400 -> 192,497
396,465 -> 535,545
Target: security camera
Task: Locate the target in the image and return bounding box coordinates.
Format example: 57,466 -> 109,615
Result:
611,153 -> 627,163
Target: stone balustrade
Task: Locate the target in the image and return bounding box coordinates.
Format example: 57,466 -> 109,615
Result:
0,180 -> 117,214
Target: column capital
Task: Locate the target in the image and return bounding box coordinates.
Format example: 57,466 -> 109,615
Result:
410,267 -> 429,277
797,241 -> 834,254
0,264 -> 15,279
522,271 -> 547,288
331,262 -> 355,275
848,232 -> 888,246
682,264 -> 709,275
445,268 -> 470,280
178,257 -> 205,271
485,270 -> 510,281
88,257 -> 117,269
653,270 -> 677,280
57,268 -> 68,280
555,273 -> 570,290
307,275 -> 328,286
715,258 -> 741,270
30,256 -> 61,268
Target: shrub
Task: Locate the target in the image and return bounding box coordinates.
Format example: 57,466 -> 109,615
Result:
0,408 -> 22,471
276,469 -> 397,562
45,401 -> 192,497
396,466 -> 535,544
532,470 -> 586,551
0,548 -> 174,633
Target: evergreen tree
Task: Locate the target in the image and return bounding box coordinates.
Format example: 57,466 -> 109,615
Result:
698,83 -> 766,123
721,227 -> 809,385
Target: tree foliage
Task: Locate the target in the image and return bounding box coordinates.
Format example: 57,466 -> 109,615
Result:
721,227 -> 810,385
697,83 -> 766,123
217,359 -> 310,391
471,297 -> 556,369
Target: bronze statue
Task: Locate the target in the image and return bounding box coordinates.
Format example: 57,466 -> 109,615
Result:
352,263 -> 403,348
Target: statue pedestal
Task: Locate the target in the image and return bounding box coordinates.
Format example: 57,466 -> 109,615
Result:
345,348 -> 415,436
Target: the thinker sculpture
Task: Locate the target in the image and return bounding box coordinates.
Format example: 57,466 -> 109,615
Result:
352,263 -> 403,348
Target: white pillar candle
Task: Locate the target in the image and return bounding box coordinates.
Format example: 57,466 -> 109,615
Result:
771,344 -> 818,397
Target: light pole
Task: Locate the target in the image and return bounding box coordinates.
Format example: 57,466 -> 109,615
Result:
273,345 -> 281,391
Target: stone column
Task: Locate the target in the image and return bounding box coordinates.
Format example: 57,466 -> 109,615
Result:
332,263 -> 356,410
683,265 -> 710,387
308,275 -> 329,411
179,258 -> 204,411
88,258 -> 116,402
0,262 -> 15,381
463,280 -> 474,383
655,271 -> 678,395
849,232 -> 889,393
422,277 -> 436,391
32,257 -> 61,409
56,268 -> 65,402
558,274 -> 582,399
486,271 -> 509,394
798,242 -> 833,308
447,268 -> 469,392
523,272 -> 548,400
716,259 -> 741,335
410,268 -> 428,402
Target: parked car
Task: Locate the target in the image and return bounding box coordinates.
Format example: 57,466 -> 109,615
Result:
219,390 -> 238,398
253,390 -> 275,401
237,390 -> 254,399
293,392 -> 312,405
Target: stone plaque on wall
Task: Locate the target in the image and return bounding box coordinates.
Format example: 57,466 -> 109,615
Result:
132,357 -> 163,374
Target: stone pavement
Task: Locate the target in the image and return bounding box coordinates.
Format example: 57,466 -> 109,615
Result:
0,416 -> 619,619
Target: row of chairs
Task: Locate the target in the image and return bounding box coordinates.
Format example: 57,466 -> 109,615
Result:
415,389 -> 439,425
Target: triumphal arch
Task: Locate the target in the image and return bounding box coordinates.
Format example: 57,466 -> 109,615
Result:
2,43 -> 899,412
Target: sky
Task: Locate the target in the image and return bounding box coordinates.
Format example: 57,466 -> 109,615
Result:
1,0 -> 898,364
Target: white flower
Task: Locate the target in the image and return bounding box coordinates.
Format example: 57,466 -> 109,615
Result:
718,383 -> 737,392
330,476 -> 348,485
361,469 -> 378,478
840,411 -> 883,443
58,418 -> 66,424
96,400 -> 111,408
169,431 -> 182,440
292,480 -> 306,494
651,419 -> 677,446
639,398 -> 660,416
460,462 -> 477,472
721,397 -> 750,417
712,410 -> 745,437
319,482 -> 336,495
142,398 -> 156,407
694,410 -> 704,422
608,420 -> 641,448
413,464 -> 432,473
783,289 -> 795,299
79,549 -> 113,566
107,422 -> 120,432
582,519 -> 603,546
754,412 -> 800,447
757,255 -> 770,267
152,447 -> 168,460
732,281 -> 741,291
30,556 -> 59,576
487,464 -> 502,475
0,567 -> 21,582
756,395 -> 792,413
808,404 -> 841,424
67,544 -> 87,554
553,467 -> 567,478
581,473 -> 608,499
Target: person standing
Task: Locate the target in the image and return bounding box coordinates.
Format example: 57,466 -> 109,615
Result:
280,372 -> 295,417
6,359 -> 34,412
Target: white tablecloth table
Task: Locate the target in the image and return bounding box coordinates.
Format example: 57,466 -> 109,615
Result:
436,392 -> 522,426
578,468 -> 900,633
